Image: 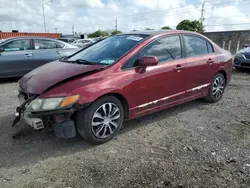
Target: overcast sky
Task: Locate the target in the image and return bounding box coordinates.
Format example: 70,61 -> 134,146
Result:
0,0 -> 249,34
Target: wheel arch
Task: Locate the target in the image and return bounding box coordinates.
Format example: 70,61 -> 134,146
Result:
93,92 -> 129,120
217,70 -> 227,85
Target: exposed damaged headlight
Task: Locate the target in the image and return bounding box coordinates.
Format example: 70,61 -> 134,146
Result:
26,95 -> 80,112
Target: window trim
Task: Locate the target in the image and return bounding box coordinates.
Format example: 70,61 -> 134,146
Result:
206,41 -> 214,54
33,39 -> 58,50
1,39 -> 32,52
182,34 -> 215,58
122,34 -> 184,70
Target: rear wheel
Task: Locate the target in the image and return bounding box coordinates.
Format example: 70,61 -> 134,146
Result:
76,96 -> 124,144
204,73 -> 226,103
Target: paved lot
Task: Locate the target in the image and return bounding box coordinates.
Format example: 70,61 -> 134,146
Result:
0,71 -> 250,188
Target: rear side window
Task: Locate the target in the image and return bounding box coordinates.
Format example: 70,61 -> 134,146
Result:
34,39 -> 57,50
184,35 -> 209,57
2,39 -> 31,51
57,42 -> 65,48
140,35 -> 182,63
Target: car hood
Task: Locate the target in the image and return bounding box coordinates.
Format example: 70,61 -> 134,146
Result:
19,60 -> 105,94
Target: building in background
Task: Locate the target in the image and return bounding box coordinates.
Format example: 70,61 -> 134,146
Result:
0,32 -> 61,39
204,30 -> 250,54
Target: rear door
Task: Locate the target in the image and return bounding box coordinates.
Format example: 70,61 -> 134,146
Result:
183,35 -> 215,98
122,35 -> 187,116
0,39 -> 33,77
31,39 -> 57,69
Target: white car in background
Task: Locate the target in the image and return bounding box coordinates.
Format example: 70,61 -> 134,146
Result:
72,39 -> 93,48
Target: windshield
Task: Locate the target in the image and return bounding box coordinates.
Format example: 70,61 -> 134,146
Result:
238,47 -> 250,53
67,34 -> 148,65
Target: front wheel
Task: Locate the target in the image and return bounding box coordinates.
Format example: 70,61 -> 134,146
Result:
204,73 -> 226,103
76,96 -> 124,144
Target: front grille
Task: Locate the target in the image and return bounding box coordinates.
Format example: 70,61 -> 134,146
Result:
242,63 -> 250,67
244,54 -> 250,59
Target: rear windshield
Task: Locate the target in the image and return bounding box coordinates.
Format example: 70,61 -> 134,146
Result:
67,34 -> 149,65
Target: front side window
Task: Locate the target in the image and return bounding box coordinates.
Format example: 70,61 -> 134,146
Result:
34,39 -> 57,50
67,34 -> 149,65
140,35 -> 182,63
184,35 -> 209,57
2,39 -> 31,51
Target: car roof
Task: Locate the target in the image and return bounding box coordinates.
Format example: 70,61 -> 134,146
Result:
120,30 -> 198,36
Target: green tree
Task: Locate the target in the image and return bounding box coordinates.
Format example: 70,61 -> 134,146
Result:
161,26 -> 172,30
88,30 -> 109,38
111,30 -> 122,35
145,28 -> 154,30
176,20 -> 204,33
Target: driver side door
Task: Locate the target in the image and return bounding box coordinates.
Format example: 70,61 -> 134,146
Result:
123,35 -> 187,118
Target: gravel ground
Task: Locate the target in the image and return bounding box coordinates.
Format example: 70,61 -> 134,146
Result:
0,71 -> 250,188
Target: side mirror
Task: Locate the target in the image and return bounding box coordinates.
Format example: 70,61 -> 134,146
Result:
139,56 -> 159,67
0,47 -> 4,52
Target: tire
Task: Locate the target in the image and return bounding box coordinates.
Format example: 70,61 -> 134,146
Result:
204,73 -> 226,103
76,95 -> 124,144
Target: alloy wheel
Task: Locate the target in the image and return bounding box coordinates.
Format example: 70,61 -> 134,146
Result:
212,76 -> 225,100
91,103 -> 121,139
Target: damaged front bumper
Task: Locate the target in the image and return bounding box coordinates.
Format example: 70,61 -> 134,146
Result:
13,96 -> 85,139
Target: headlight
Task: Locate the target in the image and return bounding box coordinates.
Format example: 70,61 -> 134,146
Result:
27,95 -> 79,112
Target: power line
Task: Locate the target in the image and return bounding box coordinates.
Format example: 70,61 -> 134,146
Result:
204,23 -> 250,27
78,0 -> 250,31
85,0 -> 250,28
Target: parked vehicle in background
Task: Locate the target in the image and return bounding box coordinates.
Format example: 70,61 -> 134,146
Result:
72,39 -> 93,48
58,38 -> 76,43
14,30 -> 232,144
0,36 -> 79,78
91,37 -> 105,43
234,46 -> 250,70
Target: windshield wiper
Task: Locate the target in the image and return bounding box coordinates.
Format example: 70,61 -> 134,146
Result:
61,58 -> 98,65
74,59 -> 98,65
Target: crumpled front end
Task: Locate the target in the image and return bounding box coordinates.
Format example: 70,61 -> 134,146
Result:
13,92 -> 87,139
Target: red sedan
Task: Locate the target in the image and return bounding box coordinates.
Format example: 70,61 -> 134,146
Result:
14,30 -> 233,144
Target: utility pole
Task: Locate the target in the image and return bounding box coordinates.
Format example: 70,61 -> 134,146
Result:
115,18 -> 117,31
72,25 -> 74,34
42,3 -> 46,33
41,0 -> 52,33
200,1 -> 205,25
54,28 -> 58,33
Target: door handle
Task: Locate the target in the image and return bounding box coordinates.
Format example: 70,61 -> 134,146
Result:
174,64 -> 185,70
207,58 -> 214,64
56,51 -> 61,54
25,54 -> 32,57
